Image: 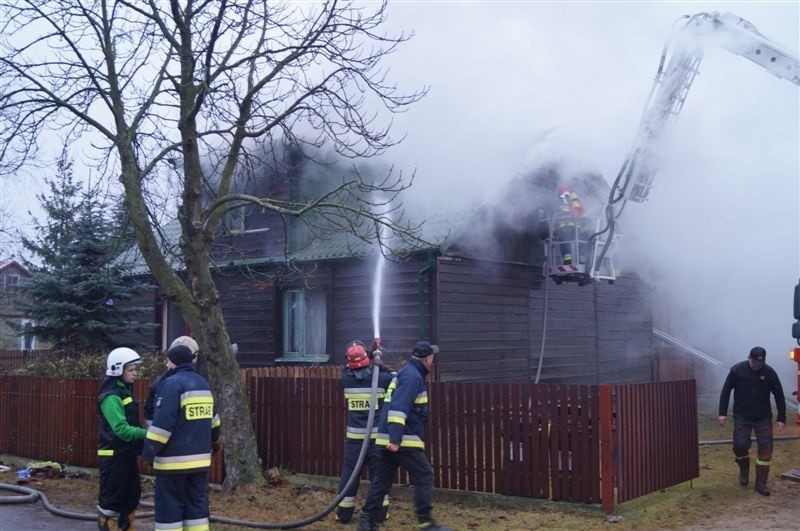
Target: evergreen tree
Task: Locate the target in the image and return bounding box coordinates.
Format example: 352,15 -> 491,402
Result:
18,158 -> 152,353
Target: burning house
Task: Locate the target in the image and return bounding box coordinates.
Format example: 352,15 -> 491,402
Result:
115,153 -> 657,385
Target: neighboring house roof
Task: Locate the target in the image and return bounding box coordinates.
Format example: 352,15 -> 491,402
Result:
0,259 -> 30,276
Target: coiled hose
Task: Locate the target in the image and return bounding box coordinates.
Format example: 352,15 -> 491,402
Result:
0,363 -> 382,529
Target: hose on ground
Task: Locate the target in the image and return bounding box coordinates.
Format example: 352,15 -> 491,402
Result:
0,482 -> 154,520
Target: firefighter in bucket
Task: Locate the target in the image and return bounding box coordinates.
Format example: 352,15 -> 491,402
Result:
546,184 -> 593,284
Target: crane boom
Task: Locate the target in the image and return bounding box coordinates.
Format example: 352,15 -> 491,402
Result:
621,11 -> 800,204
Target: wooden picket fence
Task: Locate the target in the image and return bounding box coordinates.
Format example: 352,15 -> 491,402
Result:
0,371 -> 698,512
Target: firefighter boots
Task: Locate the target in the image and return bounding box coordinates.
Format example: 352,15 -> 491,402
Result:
736,456 -> 750,486
754,464 -> 770,496
356,514 -> 378,531
419,517 -> 454,531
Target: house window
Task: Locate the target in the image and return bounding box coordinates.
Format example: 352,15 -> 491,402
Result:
280,288 -> 328,362
3,274 -> 19,293
226,205 -> 270,235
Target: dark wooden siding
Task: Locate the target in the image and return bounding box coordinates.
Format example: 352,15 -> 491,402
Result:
436,257 -> 535,382
596,279 -> 653,383
111,284 -> 161,349
217,271 -> 277,367
436,256 -> 654,385
529,273 -> 653,384
331,254 -> 434,367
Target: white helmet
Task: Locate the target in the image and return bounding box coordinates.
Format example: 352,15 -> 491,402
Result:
106,347 -> 142,376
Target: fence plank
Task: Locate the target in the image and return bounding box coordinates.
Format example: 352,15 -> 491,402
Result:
0,372 -> 697,505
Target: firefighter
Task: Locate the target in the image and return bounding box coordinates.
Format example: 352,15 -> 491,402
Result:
335,340 -> 393,524
357,341 -> 453,531
554,184 -> 588,265
141,344 -> 222,531
143,336 -> 199,426
718,346 -> 786,496
97,347 -> 147,531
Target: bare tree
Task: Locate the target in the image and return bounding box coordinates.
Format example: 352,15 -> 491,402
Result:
0,0 -> 426,488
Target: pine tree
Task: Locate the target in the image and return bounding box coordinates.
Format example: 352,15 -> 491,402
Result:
18,158 -> 152,354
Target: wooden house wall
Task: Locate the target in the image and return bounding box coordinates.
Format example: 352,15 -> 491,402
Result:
435,257 -> 535,382
213,252 -> 436,368
111,285 -> 161,349
595,279 -> 653,383
529,273 -> 653,384
529,279 -> 597,384
436,256 -> 654,384
216,270 -> 277,367
330,254 -> 435,367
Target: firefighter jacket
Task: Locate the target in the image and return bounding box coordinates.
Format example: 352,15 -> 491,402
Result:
342,365 -> 394,441
97,377 -> 146,458
141,364 -> 221,474
375,357 -> 429,451
718,361 -> 787,423
143,369 -> 168,426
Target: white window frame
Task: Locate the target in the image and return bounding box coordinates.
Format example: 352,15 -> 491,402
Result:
278,287 -> 328,363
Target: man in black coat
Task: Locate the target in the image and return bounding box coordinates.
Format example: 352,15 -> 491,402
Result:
718,346 -> 786,495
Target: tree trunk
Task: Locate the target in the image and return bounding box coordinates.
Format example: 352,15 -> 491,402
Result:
199,304 -> 264,489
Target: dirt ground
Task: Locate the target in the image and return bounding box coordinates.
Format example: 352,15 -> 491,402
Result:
681,469 -> 800,531
1,457 -> 799,529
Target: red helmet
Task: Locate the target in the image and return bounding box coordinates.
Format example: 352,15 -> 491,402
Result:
346,341 -> 370,369
558,184 -> 572,196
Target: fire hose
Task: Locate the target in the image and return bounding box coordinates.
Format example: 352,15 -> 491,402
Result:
0,358 -> 383,529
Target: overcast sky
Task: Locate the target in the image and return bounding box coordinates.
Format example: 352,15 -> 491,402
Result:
376,1 -> 800,390
2,1 -> 798,392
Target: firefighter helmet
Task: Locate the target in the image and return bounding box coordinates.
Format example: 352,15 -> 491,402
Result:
346,341 -> 370,369
169,335 -> 199,362
106,347 -> 142,376
558,184 -> 572,199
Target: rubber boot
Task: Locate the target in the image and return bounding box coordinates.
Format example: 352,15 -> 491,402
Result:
356,513 -> 378,531
375,495 -> 390,524
98,514 -> 118,531
736,456 -> 750,486
418,516 -> 455,531
334,505 -> 353,524
754,464 -> 770,496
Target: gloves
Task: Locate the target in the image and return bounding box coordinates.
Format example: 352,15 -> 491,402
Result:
368,340 -> 382,359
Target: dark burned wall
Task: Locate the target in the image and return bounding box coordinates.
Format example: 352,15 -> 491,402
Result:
216,270 -> 277,367
331,254 -> 435,367
216,252 -> 435,368
529,273 -> 653,384
111,284 -> 161,350
435,257 -> 534,382
435,257 -> 654,384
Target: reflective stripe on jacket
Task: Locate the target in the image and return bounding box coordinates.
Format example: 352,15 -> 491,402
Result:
343,366 -> 394,440
97,377 -> 145,457
375,357 -> 429,450
141,364 -> 221,474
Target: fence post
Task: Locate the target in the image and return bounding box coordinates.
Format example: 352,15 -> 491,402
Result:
599,384 -> 615,514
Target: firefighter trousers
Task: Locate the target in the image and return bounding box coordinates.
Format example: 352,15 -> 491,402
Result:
360,448 -> 434,524
98,453 -> 140,526
336,440 -> 389,523
153,471 -> 210,531
732,417 -> 773,464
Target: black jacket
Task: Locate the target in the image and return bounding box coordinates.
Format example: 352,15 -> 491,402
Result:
718,360 -> 786,423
